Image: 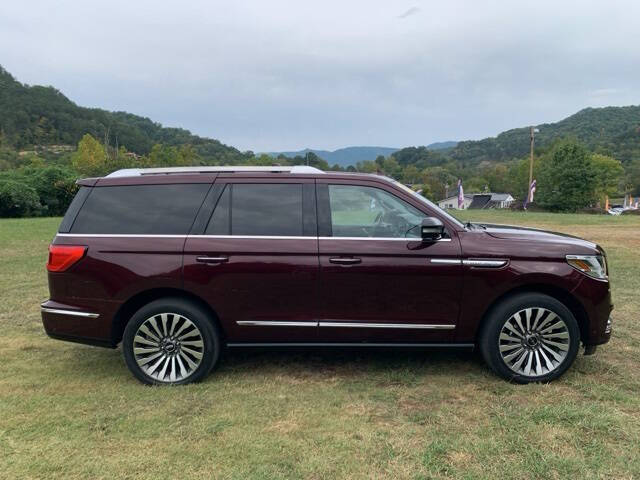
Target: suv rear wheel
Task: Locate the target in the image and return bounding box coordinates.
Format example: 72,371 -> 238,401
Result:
479,293 -> 580,383
123,298 -> 220,385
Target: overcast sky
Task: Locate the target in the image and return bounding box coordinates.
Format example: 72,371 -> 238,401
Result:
1,0 -> 639,152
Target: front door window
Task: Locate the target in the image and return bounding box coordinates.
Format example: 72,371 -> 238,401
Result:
328,184 -> 424,238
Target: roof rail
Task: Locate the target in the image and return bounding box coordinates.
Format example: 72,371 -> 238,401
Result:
105,166 -> 325,177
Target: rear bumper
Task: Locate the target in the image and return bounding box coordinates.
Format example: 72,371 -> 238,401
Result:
41,300 -> 117,348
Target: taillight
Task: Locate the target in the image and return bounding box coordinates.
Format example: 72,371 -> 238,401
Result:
47,245 -> 87,272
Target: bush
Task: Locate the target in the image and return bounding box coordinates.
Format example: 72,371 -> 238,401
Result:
0,180 -> 42,217
20,166 -> 78,216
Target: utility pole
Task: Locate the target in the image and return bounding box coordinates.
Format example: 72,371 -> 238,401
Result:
527,127 -> 540,203
528,126 -> 535,192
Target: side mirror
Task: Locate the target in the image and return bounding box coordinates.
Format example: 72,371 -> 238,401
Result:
421,217 -> 445,242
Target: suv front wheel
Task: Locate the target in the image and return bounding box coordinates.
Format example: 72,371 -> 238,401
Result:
123,298 -> 220,385
479,293 -> 580,383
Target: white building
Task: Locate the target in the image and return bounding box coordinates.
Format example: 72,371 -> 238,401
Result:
438,193 -> 514,210
437,194 -> 474,210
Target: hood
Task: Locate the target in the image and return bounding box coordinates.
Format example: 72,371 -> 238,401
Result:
478,223 -> 600,253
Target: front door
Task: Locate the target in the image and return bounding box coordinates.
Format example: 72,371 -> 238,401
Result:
183,178 -> 319,343
316,180 -> 462,342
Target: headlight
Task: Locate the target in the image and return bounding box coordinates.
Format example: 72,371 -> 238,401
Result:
566,255 -> 608,281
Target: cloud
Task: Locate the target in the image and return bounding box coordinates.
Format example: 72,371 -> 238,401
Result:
397,6 -> 421,19
0,0 -> 639,151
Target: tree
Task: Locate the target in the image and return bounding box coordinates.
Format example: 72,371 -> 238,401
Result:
624,158 -> 640,196
72,134 -> 107,176
501,157 -> 539,201
401,165 -> 421,184
591,154 -> 624,202
423,166 -> 457,200
537,140 -> 596,211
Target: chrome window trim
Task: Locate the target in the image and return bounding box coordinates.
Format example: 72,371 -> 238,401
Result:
194,235 -> 315,240
41,307 -> 99,318
57,233 -> 452,241
320,237 -> 451,242
56,233 -> 188,238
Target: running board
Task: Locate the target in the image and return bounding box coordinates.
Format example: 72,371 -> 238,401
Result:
226,342 -> 475,349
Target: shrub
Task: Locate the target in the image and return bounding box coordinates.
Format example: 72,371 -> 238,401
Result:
0,180 -> 42,217
19,166 -> 78,216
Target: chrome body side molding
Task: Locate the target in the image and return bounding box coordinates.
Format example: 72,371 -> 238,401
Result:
236,320 -> 318,327
41,307 -> 99,319
318,322 -> 455,330
237,320 -> 455,330
430,258 -> 508,268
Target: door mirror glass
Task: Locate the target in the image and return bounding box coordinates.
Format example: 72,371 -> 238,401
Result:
421,217 -> 445,242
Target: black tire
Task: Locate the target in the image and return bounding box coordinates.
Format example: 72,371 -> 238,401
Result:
122,297 -> 220,385
478,293 -> 580,383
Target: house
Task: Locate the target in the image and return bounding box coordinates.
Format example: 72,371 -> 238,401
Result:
488,193 -> 515,209
437,194 -> 474,210
438,193 -> 514,210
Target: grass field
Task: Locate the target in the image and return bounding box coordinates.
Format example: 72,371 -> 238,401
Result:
1,212 -> 639,479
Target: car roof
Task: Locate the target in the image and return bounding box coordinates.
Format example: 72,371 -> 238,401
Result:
77,166 -> 398,187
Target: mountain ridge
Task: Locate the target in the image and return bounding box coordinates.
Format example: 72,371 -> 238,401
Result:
1,65 -> 639,167
267,142 -> 458,167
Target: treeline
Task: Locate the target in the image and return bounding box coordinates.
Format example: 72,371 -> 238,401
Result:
0,132 -> 636,217
0,134 -> 336,217
1,64 -> 639,217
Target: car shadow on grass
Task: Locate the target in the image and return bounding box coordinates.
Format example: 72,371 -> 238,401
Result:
217,347 -> 487,380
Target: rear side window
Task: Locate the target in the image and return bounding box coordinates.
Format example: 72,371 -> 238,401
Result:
206,183 -> 304,236
70,184 -> 210,234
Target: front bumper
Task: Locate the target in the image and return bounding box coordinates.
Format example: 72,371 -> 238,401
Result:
584,316 -> 612,355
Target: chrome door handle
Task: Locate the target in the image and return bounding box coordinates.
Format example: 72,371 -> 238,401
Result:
329,257 -> 362,265
196,256 -> 229,264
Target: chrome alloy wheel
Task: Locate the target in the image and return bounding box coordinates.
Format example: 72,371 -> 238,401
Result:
132,313 -> 204,383
498,307 -> 570,377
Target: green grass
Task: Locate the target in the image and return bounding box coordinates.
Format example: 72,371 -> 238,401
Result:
1,213 -> 639,479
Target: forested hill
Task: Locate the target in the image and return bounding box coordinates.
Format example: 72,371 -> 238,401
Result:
2,65 -> 639,167
0,66 -> 247,163
450,106 -> 640,165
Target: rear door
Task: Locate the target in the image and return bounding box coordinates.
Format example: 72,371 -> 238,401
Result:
316,179 -> 463,342
183,176 -> 319,343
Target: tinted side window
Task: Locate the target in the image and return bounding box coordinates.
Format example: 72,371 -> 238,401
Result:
71,184 -> 210,234
232,184 -> 303,236
328,184 -> 424,238
59,186 -> 91,233
206,184 -> 305,236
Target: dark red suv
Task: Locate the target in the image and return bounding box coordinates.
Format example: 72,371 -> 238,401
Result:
41,166 -> 612,385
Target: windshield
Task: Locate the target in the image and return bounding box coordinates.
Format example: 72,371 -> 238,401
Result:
388,178 -> 466,230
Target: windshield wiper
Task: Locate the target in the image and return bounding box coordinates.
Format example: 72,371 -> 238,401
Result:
466,221 -> 486,230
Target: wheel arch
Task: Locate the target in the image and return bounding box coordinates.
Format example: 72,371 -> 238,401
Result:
475,283 -> 589,344
111,288 -> 224,345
